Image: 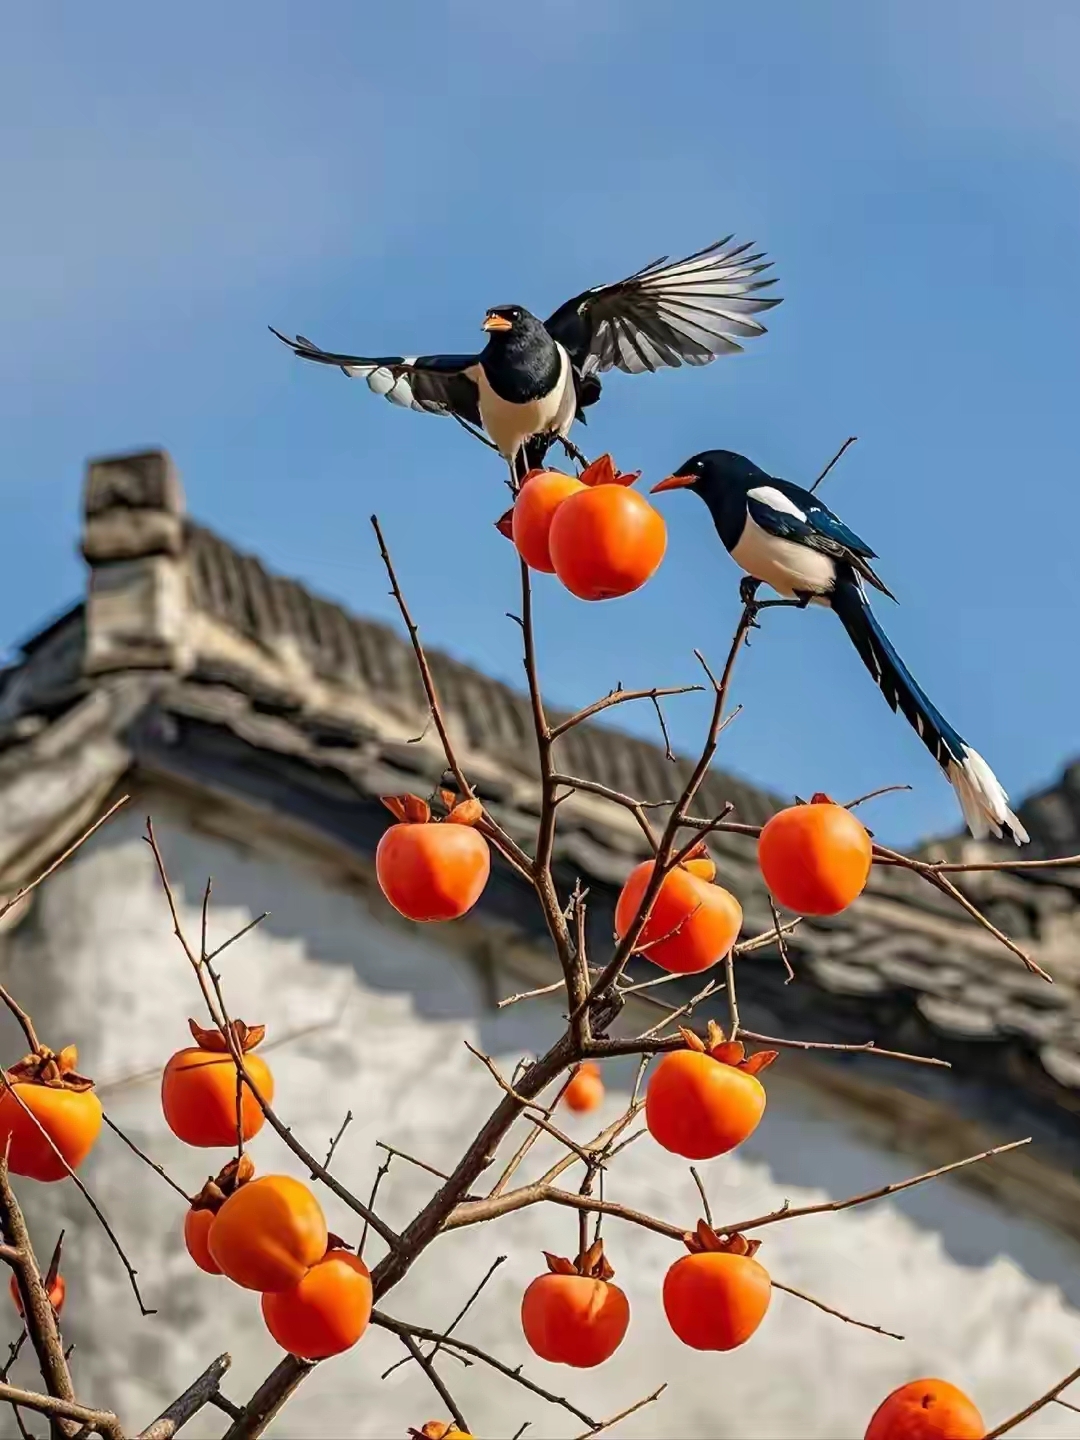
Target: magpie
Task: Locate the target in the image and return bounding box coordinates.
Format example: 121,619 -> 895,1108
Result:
652,450 -> 1028,844
270,237 -> 779,477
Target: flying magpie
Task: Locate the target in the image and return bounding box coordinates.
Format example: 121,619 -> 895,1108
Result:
652,450 -> 1028,844
270,237 -> 780,477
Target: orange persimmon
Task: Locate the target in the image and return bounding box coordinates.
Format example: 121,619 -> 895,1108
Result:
663,1225 -> 771,1351
563,1062 -> 604,1114
548,455 -> 666,601
161,1019 -> 273,1149
0,1045 -> 102,1182
185,1155 -> 254,1276
509,468 -> 586,572
865,1379 -> 985,1440
521,1241 -> 629,1368
262,1247 -> 373,1359
409,1426 -> 474,1440
758,793 -> 872,916
376,793 -> 490,923
614,851 -> 742,974
646,1023 -> 775,1159
9,1268 -> 66,1317
208,1174 -> 328,1292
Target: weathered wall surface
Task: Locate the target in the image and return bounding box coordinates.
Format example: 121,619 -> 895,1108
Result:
2,796 -> 1080,1439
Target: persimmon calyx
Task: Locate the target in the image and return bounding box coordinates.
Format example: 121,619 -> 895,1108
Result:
3,1044 -> 95,1093
543,1237 -> 616,1281
682,1221 -> 762,1258
810,791 -> 835,805
381,792 -> 484,828
325,1232 -> 353,1253
579,453 -> 641,489
677,1023 -> 778,1075
438,790 -> 484,827
409,1425 -> 470,1440
190,1153 -> 256,1212
381,794 -> 432,825
187,1017 -> 266,1054
494,506 -> 515,540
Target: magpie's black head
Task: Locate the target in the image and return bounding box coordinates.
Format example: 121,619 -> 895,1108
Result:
482,304 -> 543,338
651,449 -> 768,504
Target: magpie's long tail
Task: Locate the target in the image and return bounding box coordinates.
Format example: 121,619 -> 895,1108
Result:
829,574 -> 1028,844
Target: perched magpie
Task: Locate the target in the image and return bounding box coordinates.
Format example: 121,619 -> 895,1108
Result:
652,451 -> 1028,844
271,237 -> 779,476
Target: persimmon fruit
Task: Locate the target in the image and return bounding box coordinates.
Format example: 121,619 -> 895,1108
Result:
663,1225 -> 771,1351
409,1426 -> 474,1440
0,1045 -> 103,1182
262,1247 -> 373,1359
521,1242 -> 629,1368
376,794 -> 490,923
865,1379 -> 985,1440
758,793 -> 872,916
9,1269 -> 65,1318
547,455 -> 666,601
615,851 -> 742,973
563,1062 -> 604,1114
184,1154 -> 254,1276
510,468 -> 586,572
161,1018 -> 273,1149
208,1174 -> 328,1292
646,1023 -> 775,1159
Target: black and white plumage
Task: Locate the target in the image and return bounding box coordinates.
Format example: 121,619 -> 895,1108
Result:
270,236 -> 779,474
652,451 -> 1028,845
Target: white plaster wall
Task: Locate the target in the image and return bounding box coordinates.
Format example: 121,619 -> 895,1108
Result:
2,800 -> 1080,1440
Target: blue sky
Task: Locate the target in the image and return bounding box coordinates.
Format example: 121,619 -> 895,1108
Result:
2,1 -> 1078,847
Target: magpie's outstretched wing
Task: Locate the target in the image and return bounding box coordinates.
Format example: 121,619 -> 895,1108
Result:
270,329 -> 482,425
745,477 -> 895,598
544,236 -> 781,377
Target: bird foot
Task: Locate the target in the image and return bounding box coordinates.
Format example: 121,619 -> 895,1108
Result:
558,436 -> 592,471
739,577 -> 761,606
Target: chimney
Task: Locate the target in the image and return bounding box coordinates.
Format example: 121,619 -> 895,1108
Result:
81,449 -> 192,675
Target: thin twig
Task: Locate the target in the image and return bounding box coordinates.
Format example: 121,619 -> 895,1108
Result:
383,1255 -> 508,1379
689,1168 -> 712,1227
809,435 -> 858,493
373,1311 -> 596,1429
844,783 -> 912,810
375,1141 -> 450,1182
317,1111 -> 353,1176
774,1280 -> 902,1340
549,686 -> 703,741
985,1362 -> 1080,1438
573,1384 -> 668,1439
397,1333 -> 470,1435
359,1151 -> 393,1261
0,1382 -> 123,1440
102,1114 -> 192,1202
767,896 -> 796,982
465,1045 -> 593,1164
723,1137 -> 1031,1234
650,694 -> 675,761
0,795 -> 130,923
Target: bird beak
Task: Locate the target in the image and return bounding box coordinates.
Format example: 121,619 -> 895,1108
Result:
650,474 -> 696,494
483,314 -> 513,333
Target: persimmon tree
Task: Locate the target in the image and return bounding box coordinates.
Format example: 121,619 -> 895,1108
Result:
4,448 -> 1080,1439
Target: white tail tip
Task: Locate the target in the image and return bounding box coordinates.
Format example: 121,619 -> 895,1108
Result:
946,746 -> 1029,845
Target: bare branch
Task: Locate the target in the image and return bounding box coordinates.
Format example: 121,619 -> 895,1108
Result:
774,1280 -> 902,1341
102,1114 -> 192,1202
549,686 -> 703,741
0,795 -> 129,924
137,1354 -> 233,1440
0,1382 -> 123,1440
985,1363 -> 1080,1438
573,1384 -> 668,1439
398,1332 -> 470,1436
809,435 -> 858,493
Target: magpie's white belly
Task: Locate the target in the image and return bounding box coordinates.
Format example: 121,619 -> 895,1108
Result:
474,345 -> 574,460
731,515 -> 836,599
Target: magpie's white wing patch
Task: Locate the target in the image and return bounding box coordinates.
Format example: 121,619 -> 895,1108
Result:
746,485 -> 807,521
546,236 -> 781,378
270,329 -> 483,425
